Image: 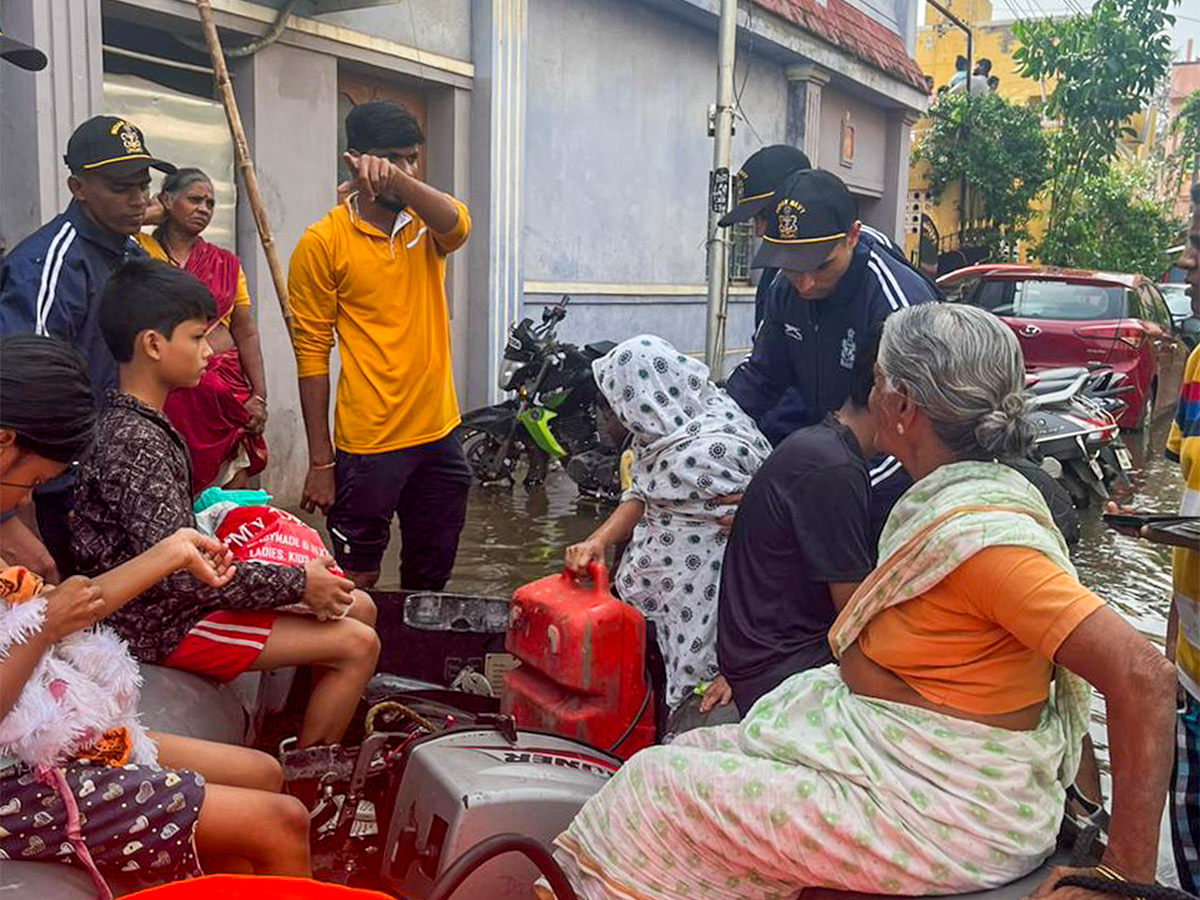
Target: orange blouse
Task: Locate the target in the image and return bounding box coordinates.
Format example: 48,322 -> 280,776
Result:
856,545 -> 1103,715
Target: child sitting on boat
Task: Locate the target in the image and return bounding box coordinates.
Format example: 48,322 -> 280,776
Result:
0,335 -> 311,893
69,258 -> 379,749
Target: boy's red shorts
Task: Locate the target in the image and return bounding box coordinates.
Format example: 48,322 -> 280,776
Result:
163,609 -> 276,682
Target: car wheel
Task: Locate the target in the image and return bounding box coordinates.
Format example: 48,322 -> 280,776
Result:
1132,381 -> 1156,432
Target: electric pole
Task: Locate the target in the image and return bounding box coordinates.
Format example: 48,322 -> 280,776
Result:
704,0 -> 738,373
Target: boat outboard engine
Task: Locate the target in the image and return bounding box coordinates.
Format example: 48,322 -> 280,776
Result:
379,723 -> 616,899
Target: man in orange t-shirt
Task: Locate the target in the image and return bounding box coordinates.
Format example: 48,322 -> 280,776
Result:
289,101 -> 471,593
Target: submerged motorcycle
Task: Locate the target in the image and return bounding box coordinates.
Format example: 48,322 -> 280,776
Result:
457,296 -> 619,500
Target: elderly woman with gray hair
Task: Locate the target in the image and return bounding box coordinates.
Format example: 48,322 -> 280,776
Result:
138,167 -> 269,493
538,303 -> 1175,900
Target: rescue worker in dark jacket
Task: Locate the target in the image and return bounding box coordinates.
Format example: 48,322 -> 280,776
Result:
725,169 -> 938,537
0,116 -> 173,395
0,115 -> 174,574
719,145 -> 812,445
719,144 -> 812,330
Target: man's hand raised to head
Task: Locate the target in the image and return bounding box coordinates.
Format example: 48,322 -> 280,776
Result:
342,150 -> 460,234
344,151 -> 409,208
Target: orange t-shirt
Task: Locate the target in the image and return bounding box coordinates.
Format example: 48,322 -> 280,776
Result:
856,545 -> 1103,715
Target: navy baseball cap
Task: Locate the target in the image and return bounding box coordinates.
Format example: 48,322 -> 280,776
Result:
0,28 -> 46,71
718,144 -> 812,228
751,169 -> 859,272
63,116 -> 176,178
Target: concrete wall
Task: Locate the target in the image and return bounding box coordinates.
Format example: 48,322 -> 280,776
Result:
232,42 -> 339,504
850,0 -> 902,34
0,0 -> 102,252
312,0 -> 472,63
521,0 -> 787,361
818,83 -> 888,199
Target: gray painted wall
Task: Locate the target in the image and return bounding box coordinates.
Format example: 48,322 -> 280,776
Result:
848,0 -> 901,33
517,0 -> 786,364
233,42 -> 339,504
524,0 -> 787,286
818,82 -> 888,199
0,0 -> 103,252
312,0 -> 472,63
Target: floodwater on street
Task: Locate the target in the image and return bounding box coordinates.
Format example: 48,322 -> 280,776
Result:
439,417 -> 1182,645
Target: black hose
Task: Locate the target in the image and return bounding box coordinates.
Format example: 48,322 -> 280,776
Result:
426,833 -> 578,900
608,675 -> 652,755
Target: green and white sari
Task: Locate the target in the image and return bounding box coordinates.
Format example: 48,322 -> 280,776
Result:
542,461 -> 1092,900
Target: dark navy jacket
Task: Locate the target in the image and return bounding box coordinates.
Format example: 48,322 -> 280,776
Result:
0,201 -> 141,399
727,230 -> 937,537
727,230 -> 937,430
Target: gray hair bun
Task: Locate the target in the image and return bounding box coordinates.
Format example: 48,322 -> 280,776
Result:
974,391 -> 1036,458
879,304 -> 1036,461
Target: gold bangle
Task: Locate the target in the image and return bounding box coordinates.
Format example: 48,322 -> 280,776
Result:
311,460 -> 336,471
251,395 -> 267,404
1094,863 -> 1146,900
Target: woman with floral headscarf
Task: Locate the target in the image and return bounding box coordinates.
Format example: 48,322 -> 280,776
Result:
565,335 -> 771,723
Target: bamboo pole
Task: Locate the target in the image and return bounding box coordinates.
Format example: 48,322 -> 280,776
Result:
193,0 -> 292,330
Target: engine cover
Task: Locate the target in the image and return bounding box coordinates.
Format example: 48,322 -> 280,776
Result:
381,728 -> 619,900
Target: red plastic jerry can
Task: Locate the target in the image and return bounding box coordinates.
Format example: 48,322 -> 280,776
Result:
502,562 -> 656,759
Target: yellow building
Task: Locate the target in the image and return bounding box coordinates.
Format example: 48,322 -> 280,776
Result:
904,0 -> 1052,268
905,0 -> 1159,271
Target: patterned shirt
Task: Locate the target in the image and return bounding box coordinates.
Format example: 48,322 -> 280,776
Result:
1168,345 -> 1200,699
71,391 -> 306,664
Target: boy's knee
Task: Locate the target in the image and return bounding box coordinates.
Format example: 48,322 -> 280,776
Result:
348,589 -> 378,627
249,751 -> 285,793
338,619 -> 381,666
271,793 -> 310,841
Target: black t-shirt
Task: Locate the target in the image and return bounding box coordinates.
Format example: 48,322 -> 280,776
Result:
717,416 -> 874,713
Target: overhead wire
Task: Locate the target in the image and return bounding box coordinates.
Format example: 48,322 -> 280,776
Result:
732,2 -> 765,148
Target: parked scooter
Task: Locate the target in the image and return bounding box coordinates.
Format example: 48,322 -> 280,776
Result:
1027,366 -> 1133,509
457,296 -> 619,500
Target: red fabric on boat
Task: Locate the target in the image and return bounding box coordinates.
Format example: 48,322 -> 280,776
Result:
127,875 -> 395,898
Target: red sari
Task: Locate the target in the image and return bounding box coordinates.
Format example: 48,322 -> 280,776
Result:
162,237 -> 267,494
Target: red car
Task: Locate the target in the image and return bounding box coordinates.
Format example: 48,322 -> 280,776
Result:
937,264 -> 1188,429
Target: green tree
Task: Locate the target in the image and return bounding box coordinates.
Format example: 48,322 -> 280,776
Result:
1171,89 -> 1200,194
914,91 -> 1049,255
1043,159 -> 1183,276
1013,0 -> 1176,264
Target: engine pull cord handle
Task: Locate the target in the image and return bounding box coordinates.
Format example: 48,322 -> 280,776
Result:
425,833 -> 578,900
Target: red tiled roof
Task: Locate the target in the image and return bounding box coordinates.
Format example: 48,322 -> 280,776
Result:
752,0 -> 928,92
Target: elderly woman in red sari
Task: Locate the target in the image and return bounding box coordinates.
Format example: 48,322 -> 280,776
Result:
138,168 -> 268,493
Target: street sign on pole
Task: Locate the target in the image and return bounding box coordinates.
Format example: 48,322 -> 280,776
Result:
704,0 -> 737,374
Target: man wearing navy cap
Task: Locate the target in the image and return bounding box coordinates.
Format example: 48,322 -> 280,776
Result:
1,115 -> 175,394
0,115 -> 174,575
722,145 -> 810,331
725,168 -> 937,538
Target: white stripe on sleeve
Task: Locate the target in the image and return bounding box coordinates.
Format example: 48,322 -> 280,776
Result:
870,251 -> 912,309
37,230 -> 78,336
34,222 -> 75,336
867,259 -> 901,311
